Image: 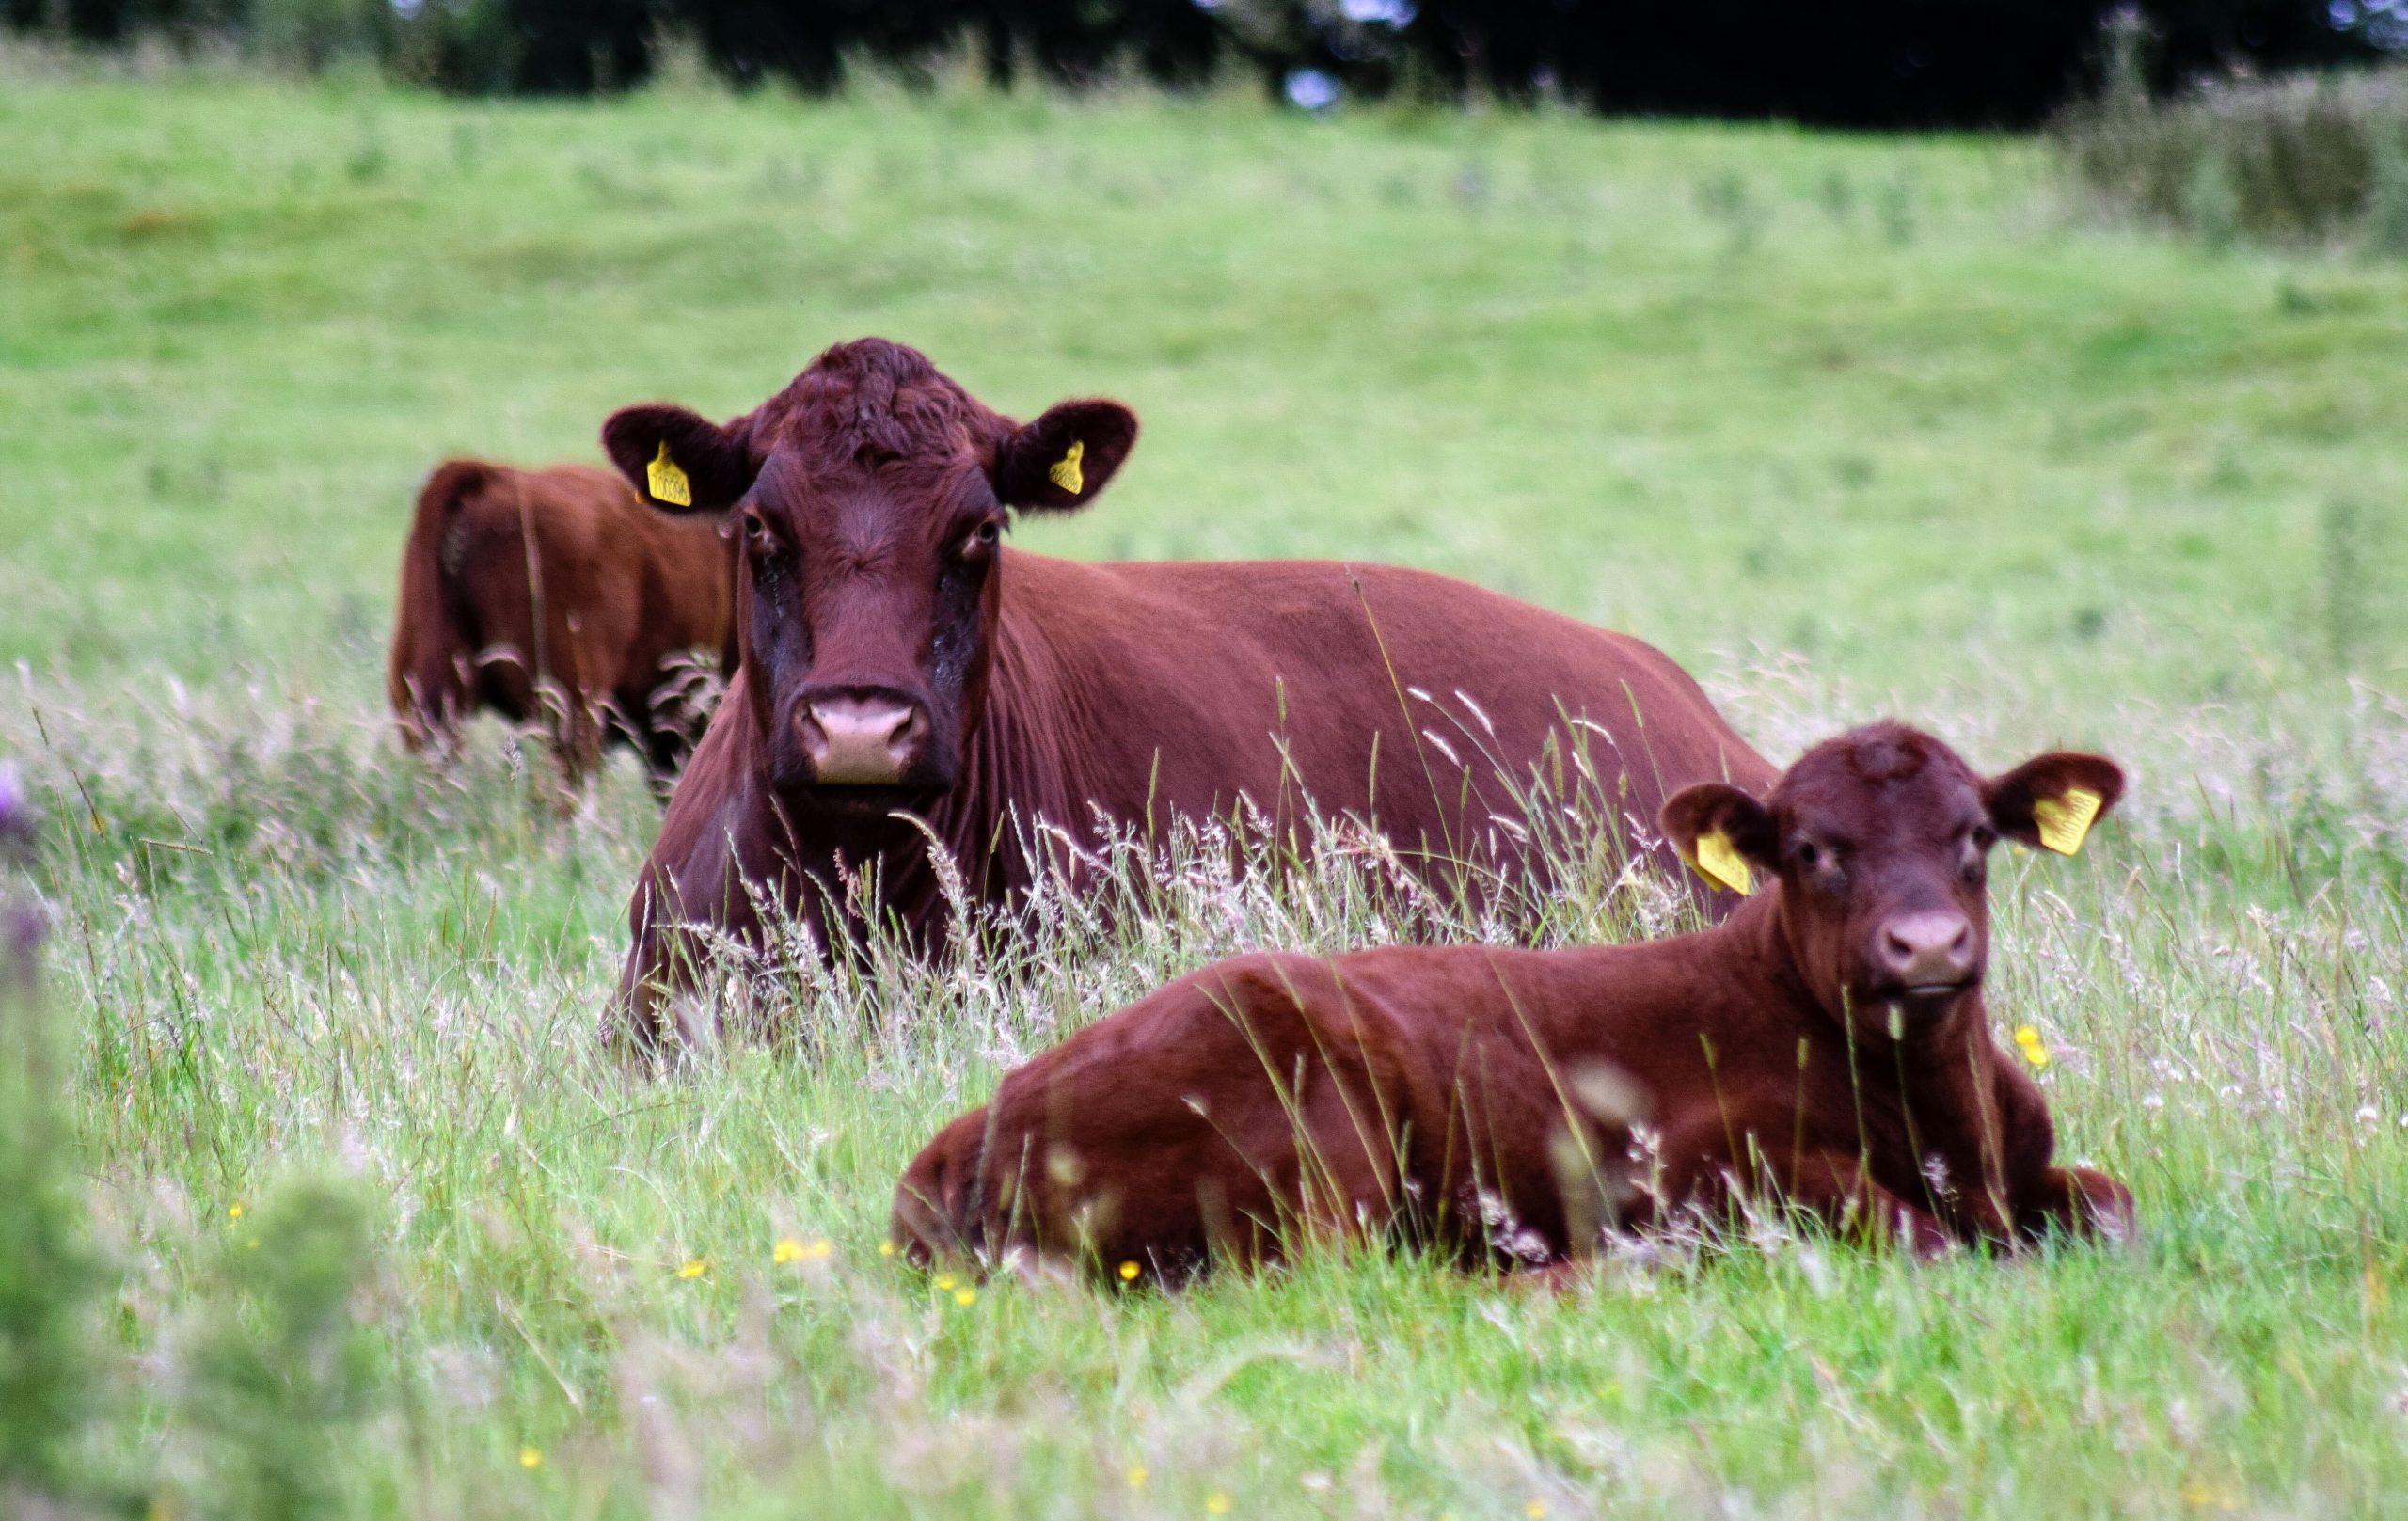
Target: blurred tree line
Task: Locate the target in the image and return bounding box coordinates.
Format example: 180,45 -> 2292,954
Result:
2,0 -> 2396,125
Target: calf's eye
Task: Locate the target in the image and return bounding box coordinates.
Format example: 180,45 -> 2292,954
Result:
975,519 -> 1001,546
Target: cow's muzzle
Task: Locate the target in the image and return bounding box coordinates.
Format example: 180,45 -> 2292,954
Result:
1871,909 -> 1977,999
797,689 -> 929,785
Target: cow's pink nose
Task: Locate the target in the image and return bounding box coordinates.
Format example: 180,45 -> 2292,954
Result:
1877,911 -> 1975,989
799,697 -> 926,784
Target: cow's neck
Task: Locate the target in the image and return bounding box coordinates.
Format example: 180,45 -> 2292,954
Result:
937,593 -> 1102,899
755,789 -> 942,950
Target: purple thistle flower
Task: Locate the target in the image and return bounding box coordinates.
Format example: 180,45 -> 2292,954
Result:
0,763 -> 28,860
0,762 -> 40,995
4,903 -> 40,967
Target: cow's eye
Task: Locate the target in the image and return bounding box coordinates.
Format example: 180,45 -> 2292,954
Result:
741,514 -> 785,566
1792,838 -> 1846,891
959,518 -> 1002,560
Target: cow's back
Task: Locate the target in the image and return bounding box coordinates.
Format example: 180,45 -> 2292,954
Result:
997,554 -> 1772,906
450,466 -> 732,761
893,933 -> 1754,1268
437,467 -> 631,705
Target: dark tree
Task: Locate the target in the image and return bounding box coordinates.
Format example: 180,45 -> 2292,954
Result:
2,0 -> 2388,118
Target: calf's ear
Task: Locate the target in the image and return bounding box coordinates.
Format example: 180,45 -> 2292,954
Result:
994,399 -> 1138,512
602,404 -> 758,514
1659,784 -> 1778,896
1985,752 -> 2126,857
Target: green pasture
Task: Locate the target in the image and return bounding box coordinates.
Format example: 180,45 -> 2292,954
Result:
2,58 -> 2406,1518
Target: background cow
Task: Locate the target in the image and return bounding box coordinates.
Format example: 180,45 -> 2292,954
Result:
388,459 -> 737,786
601,338 -> 1776,1050
893,722 -> 2134,1278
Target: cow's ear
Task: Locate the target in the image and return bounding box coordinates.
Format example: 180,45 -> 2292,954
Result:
1985,752 -> 2126,857
993,399 -> 1138,512
602,404 -> 758,514
1658,783 -> 1778,897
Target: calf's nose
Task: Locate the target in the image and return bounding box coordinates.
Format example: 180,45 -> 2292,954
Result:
1877,910 -> 1975,989
799,696 -> 927,784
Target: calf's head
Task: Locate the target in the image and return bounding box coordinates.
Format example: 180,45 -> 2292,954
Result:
601,339 -> 1136,803
1661,723 -> 2124,1038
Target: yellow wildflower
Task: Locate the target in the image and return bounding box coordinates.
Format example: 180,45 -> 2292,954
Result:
677,1258 -> 708,1280
227,1203 -> 244,1221
954,1287 -> 978,1307
2013,1025 -> 2040,1047
934,1273 -> 958,1291
1126,1463 -> 1149,1490
1206,1493 -> 1231,1515
2022,1043 -> 2052,1069
879,1240 -> 897,1257
518,1446 -> 542,1470
1118,1260 -> 1142,1281
774,1236 -> 832,1266
1526,1502 -> 1549,1520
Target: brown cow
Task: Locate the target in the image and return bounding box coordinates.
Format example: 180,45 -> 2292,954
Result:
388,460 -> 737,785
599,338 -> 1774,1052
893,722 -> 2134,1278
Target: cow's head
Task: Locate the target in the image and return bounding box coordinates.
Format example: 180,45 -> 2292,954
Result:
1660,723 -> 2124,1040
601,339 -> 1137,805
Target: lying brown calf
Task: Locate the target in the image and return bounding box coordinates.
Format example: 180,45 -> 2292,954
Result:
389,459 -> 737,785
894,722 -> 2133,1277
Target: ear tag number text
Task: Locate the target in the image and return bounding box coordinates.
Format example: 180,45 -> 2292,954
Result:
2032,785 -> 2102,856
647,442 -> 692,507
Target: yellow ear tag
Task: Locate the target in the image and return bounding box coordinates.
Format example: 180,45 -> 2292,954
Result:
1692,831 -> 1753,895
1047,439 -> 1085,496
646,442 -> 692,507
2030,785 -> 2103,857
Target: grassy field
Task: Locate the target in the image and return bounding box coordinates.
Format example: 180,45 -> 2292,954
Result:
4,55 -> 2408,1519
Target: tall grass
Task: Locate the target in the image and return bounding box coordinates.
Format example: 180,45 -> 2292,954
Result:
7,72 -> 2408,1514
2058,59 -> 2408,253
0,763 -> 109,1513
5,642 -> 2407,1513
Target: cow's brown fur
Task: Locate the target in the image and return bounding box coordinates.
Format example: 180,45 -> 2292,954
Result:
599,339 -> 1774,1052
388,460 -> 737,784
893,722 -> 2135,1279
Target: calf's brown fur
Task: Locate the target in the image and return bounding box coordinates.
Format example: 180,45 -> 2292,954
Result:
893,722 -> 2134,1278
389,460 -> 737,784
603,338 -> 1774,1052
